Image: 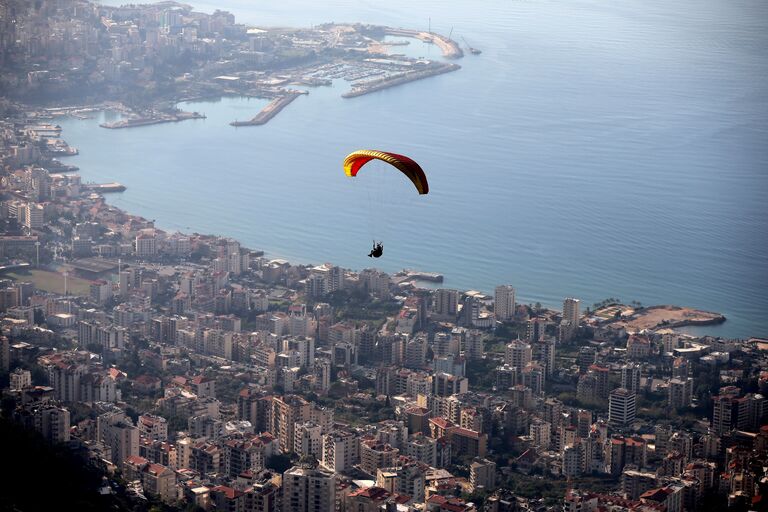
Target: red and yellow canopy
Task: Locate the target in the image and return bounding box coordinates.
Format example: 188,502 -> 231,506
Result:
343,150 -> 429,195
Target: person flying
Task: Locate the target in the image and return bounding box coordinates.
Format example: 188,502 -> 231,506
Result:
368,241 -> 383,258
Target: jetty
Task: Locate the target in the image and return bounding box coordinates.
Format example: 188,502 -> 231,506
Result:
83,182 -> 126,193
393,269 -> 445,283
100,111 -> 206,129
383,28 -> 463,59
230,91 -> 305,127
602,304 -> 726,331
342,63 -> 460,98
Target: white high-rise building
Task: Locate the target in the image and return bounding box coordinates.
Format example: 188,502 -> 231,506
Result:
621,363 -> 642,394
561,297 -> 581,341
608,388 -> 636,427
294,422 -> 323,459
668,378 -> 693,409
105,420 -> 139,466
563,298 -> 581,325
494,285 -> 516,322
505,340 -> 532,371
322,430 -> 359,472
34,405 -> 71,443
24,203 -> 44,230
282,463 -> 336,512
135,233 -> 157,258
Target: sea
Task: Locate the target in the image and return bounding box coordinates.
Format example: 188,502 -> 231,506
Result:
61,0 -> 768,338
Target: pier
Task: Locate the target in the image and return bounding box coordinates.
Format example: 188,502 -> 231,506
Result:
383,28 -> 464,59
230,91 -> 305,127
342,63 -> 460,98
395,269 -> 445,283
100,111 -> 206,129
83,182 -> 126,193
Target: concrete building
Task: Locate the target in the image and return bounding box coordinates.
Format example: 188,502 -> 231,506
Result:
89,280 -> 112,305
138,414 -> 169,442
505,340 -> 532,371
609,388 -> 637,427
560,297 -> 580,341
668,378 -> 693,409
321,430 -> 359,472
562,444 -> 582,478
135,233 -> 157,258
562,297 -> 580,324
272,395 -> 311,453
433,289 -> 459,318
34,405 -> 71,443
712,395 -> 735,435
294,421 -> 323,459
361,439 -> 399,476
24,203 -> 44,230
10,368 -> 32,390
470,458 -> 497,492
621,363 -> 642,394
282,462 -> 336,512
105,419 -> 140,466
494,285 -> 516,322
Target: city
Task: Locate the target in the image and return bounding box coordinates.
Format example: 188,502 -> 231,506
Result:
1,1 -> 767,512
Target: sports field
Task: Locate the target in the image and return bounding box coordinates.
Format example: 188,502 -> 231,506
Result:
5,269 -> 92,296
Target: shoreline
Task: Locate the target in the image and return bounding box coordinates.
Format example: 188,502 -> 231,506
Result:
20,24 -> 465,128
602,304 -> 727,332
44,110 -> 739,335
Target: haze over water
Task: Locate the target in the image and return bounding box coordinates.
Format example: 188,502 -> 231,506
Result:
68,0 -> 768,338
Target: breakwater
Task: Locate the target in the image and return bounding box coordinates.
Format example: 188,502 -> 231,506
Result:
229,92 -> 305,127
100,111 -> 205,129
383,27 -> 463,59
342,63 -> 460,98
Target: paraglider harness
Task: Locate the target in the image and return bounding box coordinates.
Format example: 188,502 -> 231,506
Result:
368,241 -> 383,258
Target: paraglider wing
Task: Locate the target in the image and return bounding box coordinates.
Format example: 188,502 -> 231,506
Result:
343,150 -> 429,195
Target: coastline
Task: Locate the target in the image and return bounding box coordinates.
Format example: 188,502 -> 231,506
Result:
42,106 -> 739,336
603,304 -> 727,332
43,25 -> 467,129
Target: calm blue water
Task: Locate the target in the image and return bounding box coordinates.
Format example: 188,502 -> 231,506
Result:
65,0 -> 768,338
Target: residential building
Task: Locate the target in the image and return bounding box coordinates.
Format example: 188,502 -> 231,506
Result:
494,285 -> 515,322
609,388 -> 636,427
282,462 -> 336,512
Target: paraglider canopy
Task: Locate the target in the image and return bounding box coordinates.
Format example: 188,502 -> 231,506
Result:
343,150 -> 429,195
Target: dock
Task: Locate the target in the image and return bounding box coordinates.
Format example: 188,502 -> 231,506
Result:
100,111 -> 206,129
230,91 -> 305,127
342,63 -> 460,98
395,269 -> 444,283
83,182 -> 126,193
383,28 -> 464,59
